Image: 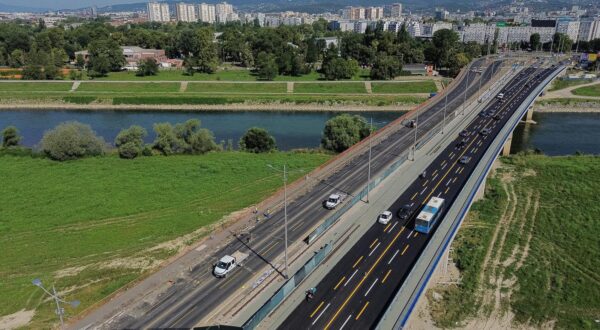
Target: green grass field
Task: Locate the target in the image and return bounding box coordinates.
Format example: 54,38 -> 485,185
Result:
548,78 -> 590,91
77,82 -> 181,93
429,155 -> 600,329
571,83 -> 600,97
0,82 -> 73,92
185,82 -> 287,93
0,151 -> 330,328
293,82 -> 367,94
371,81 -> 437,94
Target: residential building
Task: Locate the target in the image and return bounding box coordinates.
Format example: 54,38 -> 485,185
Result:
556,19 -> 581,42
147,2 -> 170,22
176,3 -> 196,22
406,20 -> 422,37
390,3 -> 402,18
435,8 -> 449,21
198,3 -> 216,23
461,23 -> 496,44
365,7 -> 384,20
578,19 -> 600,41
354,21 -> 369,33
215,2 -> 234,23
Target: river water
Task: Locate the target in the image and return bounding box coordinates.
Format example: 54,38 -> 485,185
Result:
0,110 -> 598,155
0,110 -> 403,150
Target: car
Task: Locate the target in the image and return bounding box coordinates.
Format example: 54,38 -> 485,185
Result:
213,251 -> 249,278
479,111 -> 490,118
459,130 -> 470,137
325,194 -> 344,209
397,204 -> 411,220
378,211 -> 393,225
456,139 -> 468,149
406,120 -> 417,128
480,128 -> 492,136
496,93 -> 504,99
459,156 -> 472,164
493,114 -> 501,120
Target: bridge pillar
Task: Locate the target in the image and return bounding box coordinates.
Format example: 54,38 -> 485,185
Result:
474,178 -> 486,201
525,105 -> 534,122
502,132 -> 513,156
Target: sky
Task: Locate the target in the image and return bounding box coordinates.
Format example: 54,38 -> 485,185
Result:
4,0 -> 142,9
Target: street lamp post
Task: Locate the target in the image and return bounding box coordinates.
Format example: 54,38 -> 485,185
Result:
442,93 -> 448,134
32,278 -> 79,329
367,117 -> 372,203
412,107 -> 419,161
462,67 -> 470,116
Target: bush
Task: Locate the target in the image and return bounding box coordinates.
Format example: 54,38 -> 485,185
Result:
136,58 -> 159,77
115,125 -> 147,159
40,121 -> 106,161
239,127 -> 276,153
152,119 -> 218,156
321,114 -> 370,153
2,126 -> 21,148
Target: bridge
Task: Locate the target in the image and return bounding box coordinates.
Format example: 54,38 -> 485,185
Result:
70,56 -> 563,330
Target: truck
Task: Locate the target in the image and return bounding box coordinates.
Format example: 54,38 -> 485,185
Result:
324,193 -> 345,210
213,250 -> 249,278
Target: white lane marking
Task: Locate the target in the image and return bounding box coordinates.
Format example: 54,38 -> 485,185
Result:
369,242 -> 381,256
441,163 -> 447,170
420,187 -> 427,195
389,222 -> 398,233
406,230 -> 414,239
409,202 -> 414,207
388,249 -> 400,265
432,173 -> 439,181
345,269 -> 358,287
446,179 -> 452,186
312,302 -> 331,325
450,154 -> 455,160
339,314 -> 353,330
364,278 -> 379,297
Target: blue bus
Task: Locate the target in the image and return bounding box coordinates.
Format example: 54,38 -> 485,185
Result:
415,197 -> 445,234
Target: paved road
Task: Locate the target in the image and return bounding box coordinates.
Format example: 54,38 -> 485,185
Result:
278,63 -> 558,330
105,58 -> 502,329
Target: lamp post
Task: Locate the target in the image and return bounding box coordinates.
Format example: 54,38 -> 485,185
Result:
442,92 -> 448,134
267,164 -> 288,279
367,117 -> 372,203
32,278 -> 79,329
462,66 -> 470,116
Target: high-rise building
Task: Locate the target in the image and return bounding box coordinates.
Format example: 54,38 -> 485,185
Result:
391,3 -> 402,18
147,2 -> 170,22
198,3 -> 216,23
578,19 -> 600,42
176,3 -> 196,22
434,8 -> 449,21
365,7 -> 384,20
215,2 -> 234,23
556,19 -> 581,42
90,6 -> 97,17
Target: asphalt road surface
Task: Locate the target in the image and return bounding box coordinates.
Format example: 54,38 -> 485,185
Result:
116,58 -> 503,329
278,63 -> 559,330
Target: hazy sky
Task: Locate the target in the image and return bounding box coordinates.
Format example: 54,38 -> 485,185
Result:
7,0 -> 143,9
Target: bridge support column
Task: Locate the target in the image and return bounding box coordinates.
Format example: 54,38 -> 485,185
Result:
525,106 -> 534,122
502,132 -> 513,156
474,178 -> 486,201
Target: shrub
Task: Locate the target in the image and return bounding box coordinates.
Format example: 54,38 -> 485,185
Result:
239,127 -> 277,153
118,141 -> 141,159
115,125 -> 147,159
40,121 -> 106,161
321,114 -> 370,153
2,126 -> 21,148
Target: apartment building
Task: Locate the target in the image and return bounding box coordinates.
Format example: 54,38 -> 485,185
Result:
390,3 -> 402,18
198,3 -> 216,23
147,2 -> 170,22
175,2 -> 196,22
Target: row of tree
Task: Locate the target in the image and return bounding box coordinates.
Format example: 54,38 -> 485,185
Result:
2,113 -> 378,161
1,121 -> 278,161
0,18 -> 502,81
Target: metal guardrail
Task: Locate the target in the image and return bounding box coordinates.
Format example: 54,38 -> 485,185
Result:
381,64 -> 566,330
242,243 -> 333,330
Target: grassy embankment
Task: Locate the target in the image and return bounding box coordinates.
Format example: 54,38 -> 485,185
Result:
571,83 -> 600,97
0,79 -> 433,107
428,155 -> 600,329
547,78 -> 590,91
0,151 -> 330,328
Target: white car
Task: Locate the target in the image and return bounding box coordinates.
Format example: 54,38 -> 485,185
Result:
378,211 -> 393,225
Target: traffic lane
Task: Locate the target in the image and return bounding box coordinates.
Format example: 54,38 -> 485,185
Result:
284,66 -> 547,329
125,62 -> 501,328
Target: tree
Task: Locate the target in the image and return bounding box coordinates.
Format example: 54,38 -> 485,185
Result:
115,125 -> 147,159
136,58 -> 159,77
255,52 -> 278,80
321,114 -> 371,153
88,53 -> 111,78
9,49 -> 25,68
447,52 -> 470,77
152,123 -> 181,155
75,54 -> 86,69
530,33 -> 541,51
1,126 -> 21,148
552,33 -> 573,53
40,121 -> 106,161
239,127 -> 276,153
174,119 -> 218,154
88,38 -> 125,76
370,54 -> 402,80
321,57 -> 359,80
430,29 -> 460,69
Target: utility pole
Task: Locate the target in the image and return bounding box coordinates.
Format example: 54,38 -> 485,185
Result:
442,93 -> 447,134
412,108 -> 419,161
367,117 -> 372,203
462,68 -> 469,115
283,164 -> 288,279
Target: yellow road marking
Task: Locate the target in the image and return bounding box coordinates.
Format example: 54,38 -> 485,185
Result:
369,239 -> 378,249
353,256 -> 364,269
459,167 -> 464,174
324,224 -> 406,329
355,301 -> 370,320
411,192 -> 418,200
414,232 -> 418,238
401,244 -> 410,255
310,301 -> 325,318
382,269 -> 392,284
334,276 -> 346,291
261,241 -> 279,255
444,187 -> 450,194
453,177 -> 457,183
383,222 -> 391,232
422,179 -> 429,187
433,169 -> 438,176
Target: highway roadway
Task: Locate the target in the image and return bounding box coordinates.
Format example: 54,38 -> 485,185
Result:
112,58 -> 502,329
278,63 -> 558,330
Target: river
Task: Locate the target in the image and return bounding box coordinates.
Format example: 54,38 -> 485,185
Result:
0,110 -> 403,150
1,110 -> 598,155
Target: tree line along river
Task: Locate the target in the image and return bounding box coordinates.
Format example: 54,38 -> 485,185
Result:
0,110 -> 598,155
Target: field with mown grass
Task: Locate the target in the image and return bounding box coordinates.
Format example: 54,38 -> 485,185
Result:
0,82 -> 73,92
293,82 -> 367,94
548,78 -> 590,91
185,82 -> 287,93
571,83 -> 600,97
371,81 -> 437,94
77,82 -> 181,93
0,151 -> 330,328
428,155 -> 600,329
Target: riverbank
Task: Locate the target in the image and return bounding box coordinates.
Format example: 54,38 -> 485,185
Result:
411,155 -> 600,329
534,103 -> 600,113
0,151 -> 331,329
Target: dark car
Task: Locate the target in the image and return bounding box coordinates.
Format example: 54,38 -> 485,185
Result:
397,204 -> 412,220
480,128 -> 492,135
459,130 -> 470,137
493,114 -> 501,120
456,138 -> 468,149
